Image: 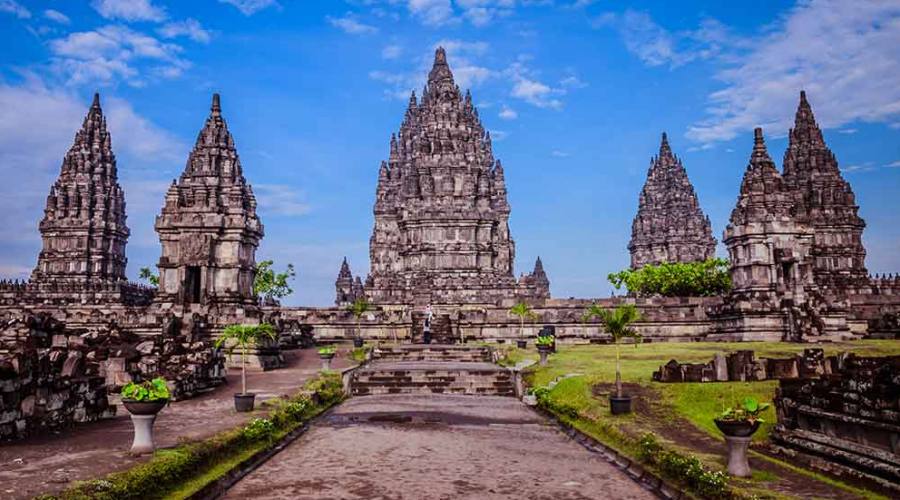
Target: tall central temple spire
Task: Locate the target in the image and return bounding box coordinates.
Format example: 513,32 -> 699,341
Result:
629,132 -> 716,269
365,48 -> 548,306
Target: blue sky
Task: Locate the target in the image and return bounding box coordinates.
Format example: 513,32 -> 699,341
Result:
1,0 -> 899,306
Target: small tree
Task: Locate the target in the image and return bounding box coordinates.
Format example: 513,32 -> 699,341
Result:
347,298 -> 371,340
215,324 -> 276,395
139,267 -> 159,286
254,260 -> 296,303
509,302 -> 538,339
582,304 -> 642,398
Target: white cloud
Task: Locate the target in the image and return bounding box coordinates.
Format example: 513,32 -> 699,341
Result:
91,0 -> 167,22
49,25 -> 189,87
509,72 -> 562,109
253,184 -> 312,216
0,0 -> 30,19
327,13 -> 378,35
688,0 -> 900,144
218,0 -> 279,16
884,160 -> 900,168
498,105 -> 517,120
158,19 -> 212,43
382,44 -> 403,59
551,150 -> 570,157
559,75 -> 587,89
408,0 -> 456,26
43,9 -> 70,25
837,128 -> 858,135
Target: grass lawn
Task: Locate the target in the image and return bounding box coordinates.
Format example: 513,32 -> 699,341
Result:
517,340 -> 900,500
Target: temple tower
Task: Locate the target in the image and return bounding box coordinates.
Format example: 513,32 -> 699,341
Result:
629,133 -> 716,268
366,48 -> 544,306
154,94 -> 263,309
782,91 -> 868,290
335,257 -> 363,307
32,93 -> 130,284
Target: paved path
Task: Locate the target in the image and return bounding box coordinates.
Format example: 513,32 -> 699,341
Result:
0,349 -> 351,500
225,394 -> 655,500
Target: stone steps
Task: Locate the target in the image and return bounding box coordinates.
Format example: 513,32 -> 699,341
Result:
372,345 -> 492,363
350,361 -> 515,397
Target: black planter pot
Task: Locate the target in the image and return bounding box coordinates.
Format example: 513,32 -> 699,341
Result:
353,337 -> 364,348
234,393 -> 255,413
609,395 -> 633,415
319,353 -> 336,361
517,340 -> 528,349
714,419 -> 761,437
122,399 -> 168,416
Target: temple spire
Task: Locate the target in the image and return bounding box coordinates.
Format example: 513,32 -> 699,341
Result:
427,46 -> 455,88
659,132 -> 672,158
211,93 -> 221,117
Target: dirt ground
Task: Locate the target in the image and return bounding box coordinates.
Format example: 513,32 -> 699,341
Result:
225,394 -> 656,500
0,348 -> 350,500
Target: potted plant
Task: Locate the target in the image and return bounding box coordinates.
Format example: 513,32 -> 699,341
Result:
535,335 -> 554,365
121,377 -> 170,454
509,301 -> 538,349
715,396 -> 769,477
715,396 -> 769,437
318,345 -> 337,370
215,323 -> 277,412
583,303 -> 642,415
348,298 -> 370,348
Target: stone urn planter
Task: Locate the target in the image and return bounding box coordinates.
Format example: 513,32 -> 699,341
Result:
516,339 -> 528,349
319,347 -> 337,370
123,398 -> 168,455
609,395 -> 633,415
714,419 -> 760,477
537,344 -> 552,366
234,393 -> 256,413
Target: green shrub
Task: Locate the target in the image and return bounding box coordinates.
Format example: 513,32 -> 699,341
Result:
318,346 -> 337,356
121,378 -> 170,401
608,258 -> 731,297
241,418 -> 276,441
637,432 -> 731,499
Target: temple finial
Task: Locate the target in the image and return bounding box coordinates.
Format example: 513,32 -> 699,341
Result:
659,132 -> 672,157
91,92 -> 101,109
211,93 -> 221,116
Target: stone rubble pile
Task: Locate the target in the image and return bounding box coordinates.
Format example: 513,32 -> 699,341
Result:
652,348 -> 830,383
772,354 -> 900,490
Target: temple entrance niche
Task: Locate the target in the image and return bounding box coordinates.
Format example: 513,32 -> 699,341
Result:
184,266 -> 202,304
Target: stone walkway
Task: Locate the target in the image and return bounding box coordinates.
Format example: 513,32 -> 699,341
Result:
0,348 -> 350,500
225,394 -> 655,500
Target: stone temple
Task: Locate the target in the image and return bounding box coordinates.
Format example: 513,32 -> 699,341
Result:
344,48 -> 549,307
1,50 -> 899,441
629,133 -> 716,269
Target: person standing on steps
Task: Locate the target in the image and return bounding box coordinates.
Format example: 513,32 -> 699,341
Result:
423,304 -> 433,344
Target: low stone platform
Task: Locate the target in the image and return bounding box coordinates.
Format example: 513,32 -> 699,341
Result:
224,394 -> 655,499
351,344 -> 515,397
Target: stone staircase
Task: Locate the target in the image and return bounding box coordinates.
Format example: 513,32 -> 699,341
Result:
410,312 -> 455,344
350,345 -> 515,397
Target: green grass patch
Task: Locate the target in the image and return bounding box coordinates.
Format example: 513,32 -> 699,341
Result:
525,340 -> 899,499
41,372 -> 344,500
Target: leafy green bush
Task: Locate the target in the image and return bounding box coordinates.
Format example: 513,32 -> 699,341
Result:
718,397 -> 769,423
535,335 -> 555,347
637,433 -> 730,499
121,378 -> 170,401
318,346 -> 337,356
241,418 -> 276,441
533,386 -> 579,419
608,258 -> 731,297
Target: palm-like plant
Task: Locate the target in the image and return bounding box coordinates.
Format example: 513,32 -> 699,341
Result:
509,302 -> 539,340
215,324 -> 277,395
347,298 -> 371,341
582,304 -> 642,398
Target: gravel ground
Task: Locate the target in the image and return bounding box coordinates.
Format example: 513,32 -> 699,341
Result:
225,394 -> 655,500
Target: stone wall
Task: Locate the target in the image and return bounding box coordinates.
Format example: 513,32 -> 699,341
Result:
0,315 -> 114,440
771,354 -> 899,491
652,348 -> 829,383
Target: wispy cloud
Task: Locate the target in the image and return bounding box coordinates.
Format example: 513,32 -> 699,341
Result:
382,44 -> 403,60
218,0 -> 280,16
43,9 -> 70,25
91,0 -> 167,22
49,25 -> 190,86
551,150 -> 570,158
158,19 -> 212,43
327,13 -> 378,35
254,184 -> 312,216
0,0 -> 31,19
687,0 -> 900,144
498,105 -> 517,120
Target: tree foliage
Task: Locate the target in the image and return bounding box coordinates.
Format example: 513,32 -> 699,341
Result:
607,258 -> 731,297
139,267 -> 159,287
583,304 -> 642,398
254,260 -> 296,301
347,298 -> 371,319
